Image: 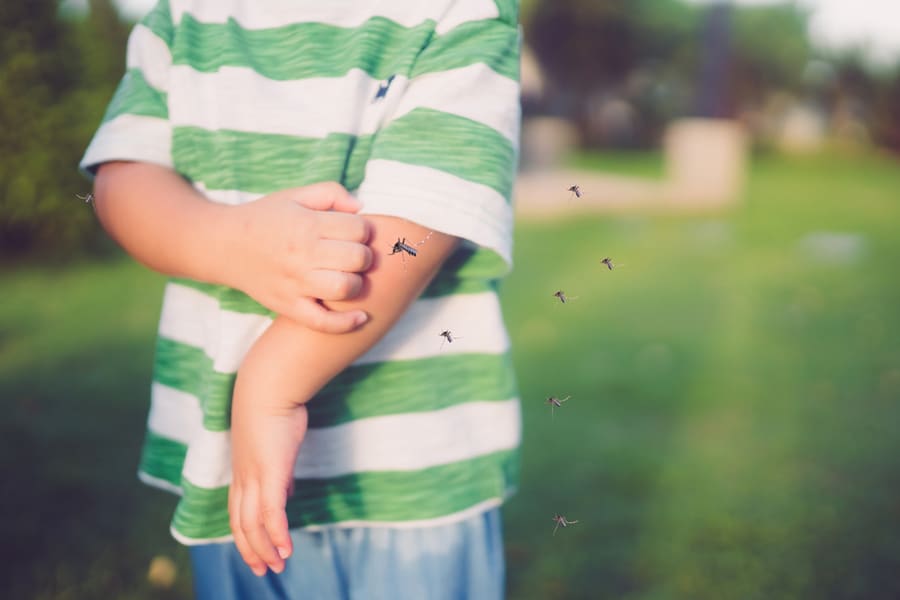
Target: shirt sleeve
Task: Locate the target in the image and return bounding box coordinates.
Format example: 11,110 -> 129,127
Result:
79,0 -> 175,178
356,1 -> 521,270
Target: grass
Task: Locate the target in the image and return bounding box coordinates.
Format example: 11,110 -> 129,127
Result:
2,149 -> 899,599
502,149 -> 900,599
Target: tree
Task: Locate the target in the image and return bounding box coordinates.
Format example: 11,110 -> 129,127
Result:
728,3 -> 811,109
0,0 -> 129,258
523,0 -> 819,149
524,0 -> 702,146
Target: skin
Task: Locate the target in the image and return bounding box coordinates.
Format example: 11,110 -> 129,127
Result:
93,161 -> 458,576
93,162 -> 374,333
230,218 -> 458,575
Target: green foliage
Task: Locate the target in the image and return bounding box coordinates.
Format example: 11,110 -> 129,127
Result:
523,0 -> 900,153
872,68 -> 900,151
0,0 -> 129,258
730,3 -> 812,100
524,0 -> 701,146
526,0 -> 699,93
822,51 -> 900,153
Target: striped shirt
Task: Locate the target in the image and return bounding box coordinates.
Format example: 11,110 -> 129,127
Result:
81,0 -> 521,544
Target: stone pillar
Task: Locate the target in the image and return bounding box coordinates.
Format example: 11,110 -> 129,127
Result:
519,117 -> 579,172
663,118 -> 747,207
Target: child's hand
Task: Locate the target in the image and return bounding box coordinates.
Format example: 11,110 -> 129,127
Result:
223,182 -> 373,333
228,384 -> 308,576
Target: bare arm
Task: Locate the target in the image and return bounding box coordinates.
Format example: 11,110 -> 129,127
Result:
229,215 -> 458,575
235,219 -> 456,407
93,162 -> 372,332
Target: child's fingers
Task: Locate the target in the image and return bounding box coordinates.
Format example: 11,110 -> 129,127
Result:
233,519 -> 266,576
240,486 -> 286,574
317,211 -> 371,244
229,485 -> 268,577
304,269 -> 364,301
285,297 -> 368,334
261,483 -> 293,561
292,181 -> 360,214
315,239 -> 373,273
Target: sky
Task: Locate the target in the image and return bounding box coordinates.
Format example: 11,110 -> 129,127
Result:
688,0 -> 900,66
110,0 -> 900,66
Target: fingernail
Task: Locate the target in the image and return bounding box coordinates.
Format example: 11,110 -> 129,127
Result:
354,312 -> 369,327
278,546 -> 291,559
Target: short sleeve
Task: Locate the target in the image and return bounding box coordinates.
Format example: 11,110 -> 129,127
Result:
79,0 -> 175,178
356,1 -> 521,269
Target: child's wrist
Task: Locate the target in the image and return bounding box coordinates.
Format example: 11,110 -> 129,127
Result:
199,202 -> 241,288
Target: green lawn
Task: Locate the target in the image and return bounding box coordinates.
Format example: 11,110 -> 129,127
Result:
2,149 -> 899,599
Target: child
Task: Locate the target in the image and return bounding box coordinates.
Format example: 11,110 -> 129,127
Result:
82,1 -> 522,598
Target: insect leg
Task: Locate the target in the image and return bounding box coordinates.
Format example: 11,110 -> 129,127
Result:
415,231 -> 434,247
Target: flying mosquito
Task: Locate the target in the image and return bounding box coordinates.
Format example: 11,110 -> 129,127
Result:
567,184 -> 583,199
553,290 -> 577,304
439,329 -> 462,349
76,192 -> 94,203
601,257 -> 616,270
545,395 -> 570,418
552,514 -> 579,536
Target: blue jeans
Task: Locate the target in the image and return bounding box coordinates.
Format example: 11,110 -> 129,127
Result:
189,508 -> 505,600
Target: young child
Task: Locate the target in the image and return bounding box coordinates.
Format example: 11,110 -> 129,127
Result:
82,1 -> 522,598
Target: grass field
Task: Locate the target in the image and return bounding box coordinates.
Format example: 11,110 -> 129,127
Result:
2,149 -> 899,599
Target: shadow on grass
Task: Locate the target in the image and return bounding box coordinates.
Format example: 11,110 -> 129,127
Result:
0,339 -> 193,600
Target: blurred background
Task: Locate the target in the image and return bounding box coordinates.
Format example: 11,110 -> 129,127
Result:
2,1 -> 898,598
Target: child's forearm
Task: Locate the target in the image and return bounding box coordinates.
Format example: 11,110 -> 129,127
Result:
229,215 -> 457,574
93,161 -> 237,285
234,215 -> 458,410
93,163 -> 373,331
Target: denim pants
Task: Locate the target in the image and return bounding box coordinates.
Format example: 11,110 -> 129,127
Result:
189,508 -> 505,600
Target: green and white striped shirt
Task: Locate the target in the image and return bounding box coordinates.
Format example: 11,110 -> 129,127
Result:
81,0 -> 521,544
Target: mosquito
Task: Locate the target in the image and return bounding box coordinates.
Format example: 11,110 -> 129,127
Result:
545,395 -> 570,418
567,184 -> 583,199
553,290 -> 577,304
373,74 -> 396,102
389,231 -> 434,268
552,514 -> 579,536
439,329 -> 462,349
601,257 -> 617,271
76,192 -> 94,203
390,237 -> 417,257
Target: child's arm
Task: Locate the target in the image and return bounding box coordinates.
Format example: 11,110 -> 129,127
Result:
229,215 -> 458,576
93,161 -> 373,333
